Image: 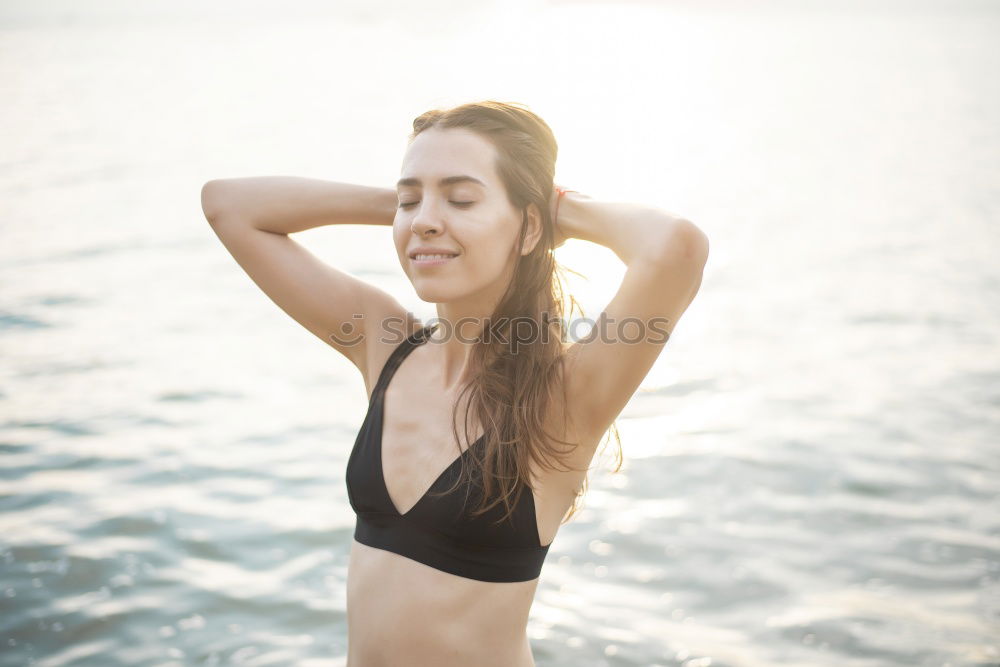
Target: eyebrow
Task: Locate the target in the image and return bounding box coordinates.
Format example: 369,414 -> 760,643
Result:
396,175 -> 486,189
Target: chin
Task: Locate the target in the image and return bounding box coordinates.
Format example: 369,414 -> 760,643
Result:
411,283 -> 461,304
408,270 -> 502,307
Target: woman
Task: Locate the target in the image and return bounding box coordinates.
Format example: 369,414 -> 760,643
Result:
200,100 -> 708,667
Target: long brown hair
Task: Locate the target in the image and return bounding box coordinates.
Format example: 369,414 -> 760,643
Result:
410,100 -> 622,528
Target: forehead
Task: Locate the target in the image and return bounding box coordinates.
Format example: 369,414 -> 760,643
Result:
399,127 -> 496,188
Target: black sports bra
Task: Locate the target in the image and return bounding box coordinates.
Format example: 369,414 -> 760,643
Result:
345,323 -> 552,583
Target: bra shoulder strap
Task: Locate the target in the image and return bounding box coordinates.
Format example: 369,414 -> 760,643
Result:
369,323 -> 434,401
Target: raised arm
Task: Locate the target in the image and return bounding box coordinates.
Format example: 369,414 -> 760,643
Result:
200,177 -> 416,389
201,177 -> 396,233
553,188 -> 709,445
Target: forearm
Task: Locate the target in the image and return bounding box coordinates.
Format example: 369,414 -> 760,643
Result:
554,190 -> 694,265
200,176 -> 397,234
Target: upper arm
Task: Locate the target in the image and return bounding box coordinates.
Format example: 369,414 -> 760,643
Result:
564,219 -> 709,442
204,207 -> 408,382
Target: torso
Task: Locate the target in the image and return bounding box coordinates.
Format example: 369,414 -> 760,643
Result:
345,325 -> 595,667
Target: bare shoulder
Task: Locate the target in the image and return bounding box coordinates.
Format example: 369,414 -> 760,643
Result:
357,309 -> 427,401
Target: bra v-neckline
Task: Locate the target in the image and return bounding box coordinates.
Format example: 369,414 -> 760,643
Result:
376,323 -> 487,518
378,427 -> 487,518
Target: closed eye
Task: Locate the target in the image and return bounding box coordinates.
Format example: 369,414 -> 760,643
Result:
398,201 -> 475,209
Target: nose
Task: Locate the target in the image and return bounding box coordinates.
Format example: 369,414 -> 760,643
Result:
410,200 -> 444,236
411,219 -> 440,236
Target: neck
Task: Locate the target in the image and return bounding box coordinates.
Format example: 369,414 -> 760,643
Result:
425,253 -> 518,392
426,300 -> 493,393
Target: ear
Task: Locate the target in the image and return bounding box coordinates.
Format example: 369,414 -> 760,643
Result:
520,202 -> 543,256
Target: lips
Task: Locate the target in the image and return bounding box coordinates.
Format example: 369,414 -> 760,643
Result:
409,247 -> 460,259
411,254 -> 458,267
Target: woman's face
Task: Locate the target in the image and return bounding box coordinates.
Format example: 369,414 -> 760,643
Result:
393,127 -> 537,306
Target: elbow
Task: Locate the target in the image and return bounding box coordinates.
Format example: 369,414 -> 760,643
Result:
686,221 -> 710,268
661,218 -> 709,270
658,220 -> 708,301
200,179 -> 230,225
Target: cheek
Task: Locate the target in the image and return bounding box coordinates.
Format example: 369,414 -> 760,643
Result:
491,217 -> 522,255
468,226 -> 519,272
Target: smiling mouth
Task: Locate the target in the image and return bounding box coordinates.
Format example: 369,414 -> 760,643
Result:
411,254 -> 459,267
